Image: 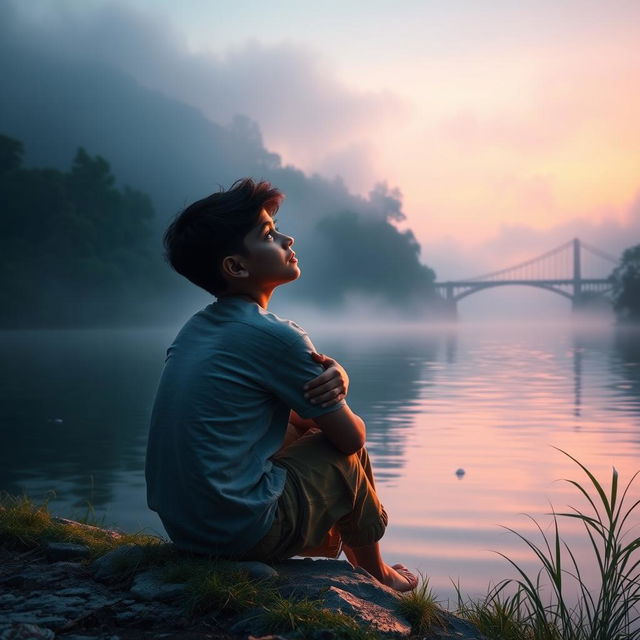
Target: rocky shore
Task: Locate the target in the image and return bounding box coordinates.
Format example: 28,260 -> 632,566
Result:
0,518 -> 486,640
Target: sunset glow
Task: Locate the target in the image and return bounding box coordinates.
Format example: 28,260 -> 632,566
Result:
8,0 -> 638,278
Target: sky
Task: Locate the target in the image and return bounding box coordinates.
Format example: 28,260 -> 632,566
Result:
9,0 -> 640,283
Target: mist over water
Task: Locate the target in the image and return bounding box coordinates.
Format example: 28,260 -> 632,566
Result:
2,315 -> 639,603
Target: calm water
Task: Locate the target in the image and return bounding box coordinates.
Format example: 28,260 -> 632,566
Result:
2,320 -> 640,603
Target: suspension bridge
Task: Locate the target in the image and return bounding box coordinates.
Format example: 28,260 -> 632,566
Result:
434,238 -> 618,316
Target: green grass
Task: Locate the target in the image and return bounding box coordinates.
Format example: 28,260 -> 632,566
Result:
260,594 -> 379,640
396,573 -> 445,634
455,581 -> 536,640
456,449 -> 640,640
7,450 -> 638,640
161,558 -> 275,615
158,557 -> 379,638
0,492 -> 164,558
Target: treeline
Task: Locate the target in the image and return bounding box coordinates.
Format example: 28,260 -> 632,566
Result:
611,245 -> 640,323
0,133 -> 442,328
0,134 -> 162,326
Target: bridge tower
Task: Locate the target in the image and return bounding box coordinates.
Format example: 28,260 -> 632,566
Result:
443,283 -> 458,319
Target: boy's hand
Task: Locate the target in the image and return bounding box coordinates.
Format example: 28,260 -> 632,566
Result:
304,352 -> 350,408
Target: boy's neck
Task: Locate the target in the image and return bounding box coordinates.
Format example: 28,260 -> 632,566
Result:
219,289 -> 273,309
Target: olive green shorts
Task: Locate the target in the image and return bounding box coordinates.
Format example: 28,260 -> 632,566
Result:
243,430 -> 388,562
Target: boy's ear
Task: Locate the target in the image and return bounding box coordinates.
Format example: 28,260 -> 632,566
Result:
221,255 -> 249,279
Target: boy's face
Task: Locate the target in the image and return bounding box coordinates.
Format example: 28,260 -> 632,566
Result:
238,208 -> 300,289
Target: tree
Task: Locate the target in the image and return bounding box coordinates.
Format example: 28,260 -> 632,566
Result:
0,134 -> 158,327
305,210 -> 436,308
0,133 -> 23,175
611,244 -> 640,322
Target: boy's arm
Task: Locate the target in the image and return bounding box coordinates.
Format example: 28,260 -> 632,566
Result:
287,407 -> 366,455
312,405 -> 366,455
290,351 -> 364,453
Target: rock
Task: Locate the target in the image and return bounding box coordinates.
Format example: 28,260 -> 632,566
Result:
91,544 -> 147,581
5,614 -> 68,629
229,608 -> 268,635
273,559 -> 412,637
44,542 -> 91,561
2,623 -> 56,639
130,570 -> 186,602
233,560 -> 279,579
21,592 -> 87,612
0,574 -> 26,589
1,529 -> 487,640
432,611 -> 489,639
52,517 -> 123,541
56,587 -> 94,597
323,585 -> 411,637
115,611 -> 137,623
311,631 -> 336,640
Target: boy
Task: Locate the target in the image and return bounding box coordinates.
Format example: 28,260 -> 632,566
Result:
145,178 -> 417,591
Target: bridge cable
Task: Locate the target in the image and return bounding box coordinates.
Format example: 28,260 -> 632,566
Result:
464,240 -> 573,281
580,241 -> 619,264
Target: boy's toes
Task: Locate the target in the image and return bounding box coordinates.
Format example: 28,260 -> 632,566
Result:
391,563 -> 418,591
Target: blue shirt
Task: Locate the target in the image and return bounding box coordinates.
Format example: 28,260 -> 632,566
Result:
145,297 -> 344,555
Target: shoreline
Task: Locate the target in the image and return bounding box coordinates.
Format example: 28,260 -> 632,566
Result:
0,504 -> 485,640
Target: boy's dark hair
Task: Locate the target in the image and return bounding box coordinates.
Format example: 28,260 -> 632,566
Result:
163,178 -> 283,296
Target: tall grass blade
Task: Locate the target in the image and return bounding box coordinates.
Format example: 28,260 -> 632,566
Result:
497,451 -> 640,640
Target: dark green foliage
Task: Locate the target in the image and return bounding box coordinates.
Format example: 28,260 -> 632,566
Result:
0,133 -> 23,175
306,208 -> 436,307
611,244 -> 640,322
0,134 -> 159,326
0,492 -> 163,557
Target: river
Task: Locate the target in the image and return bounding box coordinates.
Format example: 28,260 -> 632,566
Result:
2,319 -> 639,604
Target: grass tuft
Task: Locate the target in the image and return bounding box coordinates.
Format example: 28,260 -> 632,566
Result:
456,450 -> 640,640
499,448 -> 640,640
396,572 -> 445,634
455,581 -> 537,640
167,560 -> 274,615
0,492 -> 164,558
260,594 -> 379,640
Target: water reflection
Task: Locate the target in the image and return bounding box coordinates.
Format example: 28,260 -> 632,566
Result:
315,331 -> 446,483
2,322 -> 640,601
573,345 -> 583,418
0,329 -> 172,511
611,326 -> 640,423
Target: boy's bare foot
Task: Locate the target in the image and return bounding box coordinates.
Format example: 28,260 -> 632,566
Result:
343,543 -> 418,592
382,563 -> 418,592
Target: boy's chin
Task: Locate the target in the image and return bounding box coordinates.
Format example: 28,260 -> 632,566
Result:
281,267 -> 301,285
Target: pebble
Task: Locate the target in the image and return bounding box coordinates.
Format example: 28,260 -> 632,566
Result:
91,544 -> 147,581
6,614 -> 68,629
1,623 -> 56,639
234,560 -> 279,579
130,570 -> 186,602
45,542 -> 91,561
